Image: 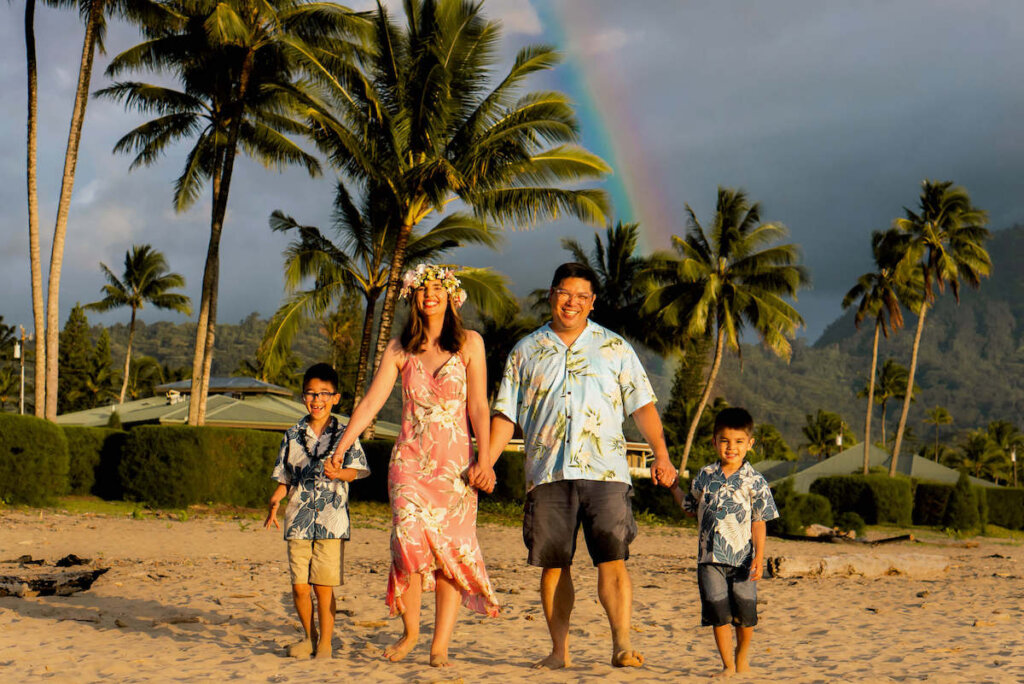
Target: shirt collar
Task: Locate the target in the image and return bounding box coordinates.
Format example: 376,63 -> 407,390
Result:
301,414 -> 337,440
713,459 -> 751,480
541,319 -> 594,349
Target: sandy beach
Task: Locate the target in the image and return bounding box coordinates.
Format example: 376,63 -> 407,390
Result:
1,508 -> 1021,683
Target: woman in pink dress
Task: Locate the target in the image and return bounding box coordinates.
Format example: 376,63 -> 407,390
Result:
329,264 -> 499,667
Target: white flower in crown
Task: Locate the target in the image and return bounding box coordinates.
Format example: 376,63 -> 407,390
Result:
399,263 -> 468,309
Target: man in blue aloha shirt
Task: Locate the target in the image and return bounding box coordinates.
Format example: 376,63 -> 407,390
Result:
671,407 -> 779,677
265,363 -> 370,659
474,262 -> 676,671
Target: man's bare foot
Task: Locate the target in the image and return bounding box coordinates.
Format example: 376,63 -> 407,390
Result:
532,653 -> 570,670
611,649 -> 644,668
429,653 -> 450,668
287,637 -> 315,658
383,635 -> 418,662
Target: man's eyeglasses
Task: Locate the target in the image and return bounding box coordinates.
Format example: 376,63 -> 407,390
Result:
552,288 -> 595,304
302,391 -> 338,401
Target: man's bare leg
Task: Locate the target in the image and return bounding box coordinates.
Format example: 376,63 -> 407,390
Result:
734,625 -> 753,673
712,624 -> 736,677
429,572 -> 460,667
384,573 -> 421,661
598,560 -> 643,667
312,584 -> 335,658
533,566 -> 574,669
288,583 -> 317,657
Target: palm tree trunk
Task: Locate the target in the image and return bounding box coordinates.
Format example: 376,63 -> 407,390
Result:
187,53 -> 253,425
25,0 -> 45,417
43,3 -> 101,420
363,222 -> 414,439
350,291 -> 378,412
880,400 -> 887,450
679,325 -> 725,476
890,302 -> 927,476
118,306 -> 137,404
862,321 -> 880,474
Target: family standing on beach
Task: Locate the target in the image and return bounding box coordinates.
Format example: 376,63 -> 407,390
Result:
264,261 -> 779,677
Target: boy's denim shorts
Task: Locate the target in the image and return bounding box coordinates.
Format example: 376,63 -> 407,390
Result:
697,563 -> 758,627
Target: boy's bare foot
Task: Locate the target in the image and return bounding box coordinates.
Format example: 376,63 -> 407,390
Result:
532,653 -> 570,670
287,638 -> 315,658
611,649 -> 644,668
383,635 -> 417,662
428,653 -> 450,668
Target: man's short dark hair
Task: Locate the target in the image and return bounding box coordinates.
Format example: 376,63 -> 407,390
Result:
302,363 -> 339,391
551,262 -> 600,293
713,407 -> 754,436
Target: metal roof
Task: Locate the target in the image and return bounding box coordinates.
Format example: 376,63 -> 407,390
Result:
154,376 -> 293,397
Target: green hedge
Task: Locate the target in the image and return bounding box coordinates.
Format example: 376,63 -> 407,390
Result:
986,487 -> 1024,530
0,414 -> 70,506
912,481 -> 954,526
767,478 -> 834,535
62,426 -> 128,498
120,425 -> 281,507
809,474 -> 912,525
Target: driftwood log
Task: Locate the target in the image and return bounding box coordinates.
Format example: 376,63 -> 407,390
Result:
0,555 -> 109,598
766,553 -> 949,579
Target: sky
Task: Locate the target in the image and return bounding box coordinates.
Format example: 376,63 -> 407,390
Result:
2,0 -> 1023,344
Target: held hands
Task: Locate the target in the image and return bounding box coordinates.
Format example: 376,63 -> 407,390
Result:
650,456 -> 677,488
323,456 -> 343,480
465,461 -> 497,493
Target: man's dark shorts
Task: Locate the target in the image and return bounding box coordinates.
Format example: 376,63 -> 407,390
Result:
523,480 -> 637,567
697,563 -> 758,627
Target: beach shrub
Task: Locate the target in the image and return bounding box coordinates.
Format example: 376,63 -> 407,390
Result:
766,478 -> 831,535
810,474 -> 912,525
943,471 -> 980,532
912,481 -> 955,526
791,492 -> 833,529
0,414 -> 70,505
62,426 -> 129,498
120,425 -> 280,507
985,487 -> 1024,530
835,511 -> 866,537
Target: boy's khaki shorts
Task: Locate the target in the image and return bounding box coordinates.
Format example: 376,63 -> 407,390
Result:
287,539 -> 345,586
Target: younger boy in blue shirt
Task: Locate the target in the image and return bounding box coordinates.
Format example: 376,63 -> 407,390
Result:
671,407 -> 778,677
264,363 -> 370,659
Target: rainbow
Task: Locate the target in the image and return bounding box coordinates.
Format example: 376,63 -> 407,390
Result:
540,4 -> 678,253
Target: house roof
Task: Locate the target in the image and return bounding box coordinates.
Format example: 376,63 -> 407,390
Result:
759,443 -> 998,492
56,394 -> 400,438
154,376 -> 293,397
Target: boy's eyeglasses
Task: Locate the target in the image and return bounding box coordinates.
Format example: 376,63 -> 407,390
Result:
552,288 -> 595,304
302,391 -> 338,401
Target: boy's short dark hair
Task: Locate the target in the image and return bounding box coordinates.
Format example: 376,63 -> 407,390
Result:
302,363 -> 339,391
551,262 -> 600,293
713,407 -> 754,436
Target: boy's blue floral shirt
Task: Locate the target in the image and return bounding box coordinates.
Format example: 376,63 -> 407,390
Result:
271,416 -> 370,540
492,321 -> 656,492
683,461 -> 778,569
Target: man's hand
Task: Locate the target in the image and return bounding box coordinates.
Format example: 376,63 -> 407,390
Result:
650,455 -> 677,488
264,500 -> 281,530
466,462 -> 496,493
749,558 -> 764,581
323,459 -> 343,480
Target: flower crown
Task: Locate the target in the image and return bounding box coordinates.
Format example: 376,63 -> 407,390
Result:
399,264 -> 468,309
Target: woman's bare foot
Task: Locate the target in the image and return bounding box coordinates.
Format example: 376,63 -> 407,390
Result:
611,649 -> 644,668
429,652 -> 451,668
713,666 -> 736,678
383,635 -> 418,662
287,637 -> 315,658
532,653 -> 570,670
314,640 -> 332,660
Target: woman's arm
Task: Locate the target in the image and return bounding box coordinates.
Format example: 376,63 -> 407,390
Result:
463,331 -> 496,493
330,339 -> 402,460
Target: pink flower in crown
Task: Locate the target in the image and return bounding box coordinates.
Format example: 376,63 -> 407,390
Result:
399,263 -> 468,309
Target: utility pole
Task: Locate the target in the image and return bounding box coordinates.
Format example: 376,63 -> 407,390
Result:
1012,447 -> 1018,489
15,326 -> 26,415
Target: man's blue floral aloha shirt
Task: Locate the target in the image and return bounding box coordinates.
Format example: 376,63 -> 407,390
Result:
493,321 -> 656,492
683,461 -> 779,569
271,416 -> 370,540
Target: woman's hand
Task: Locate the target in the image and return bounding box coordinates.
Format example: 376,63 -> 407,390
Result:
466,462 -> 497,493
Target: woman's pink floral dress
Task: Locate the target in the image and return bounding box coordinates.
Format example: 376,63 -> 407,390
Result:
387,350 -> 499,617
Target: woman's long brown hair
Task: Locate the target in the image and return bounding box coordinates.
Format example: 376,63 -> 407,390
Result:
400,294 -> 466,354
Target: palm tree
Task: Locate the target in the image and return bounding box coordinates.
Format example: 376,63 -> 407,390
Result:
842,229 -> 922,473
24,0 -> 45,416
98,0 -> 368,424
800,410 -> 854,461
888,180 -> 991,475
953,430 -> 1007,482
41,0 -> 169,420
124,354 -> 164,400
986,420 -> 1022,485
304,0 -> 611,405
752,423 -> 794,462
641,187 -> 809,473
85,245 -> 192,404
262,177 -> 506,409
862,358 -> 915,450
923,406 -> 953,462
